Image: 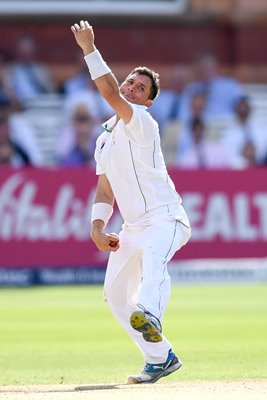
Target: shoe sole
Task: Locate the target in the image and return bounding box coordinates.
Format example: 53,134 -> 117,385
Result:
127,359 -> 183,384
130,311 -> 162,343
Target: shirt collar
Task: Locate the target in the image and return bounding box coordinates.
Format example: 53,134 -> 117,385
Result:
102,104 -> 148,133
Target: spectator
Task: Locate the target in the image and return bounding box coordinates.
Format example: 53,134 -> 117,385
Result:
0,94 -> 43,165
161,91 -> 208,165
63,52 -> 94,96
240,141 -> 258,168
149,65 -> 190,132
0,137 -> 30,167
178,53 -> 244,122
8,35 -> 55,106
221,96 -> 267,167
0,51 -> 19,110
57,102 -> 99,166
0,103 -> 31,167
57,92 -> 99,160
177,117 -> 230,169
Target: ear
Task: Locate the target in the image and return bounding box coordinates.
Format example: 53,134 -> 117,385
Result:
145,99 -> 153,108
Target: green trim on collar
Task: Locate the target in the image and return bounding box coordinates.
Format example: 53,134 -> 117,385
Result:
102,122 -> 112,133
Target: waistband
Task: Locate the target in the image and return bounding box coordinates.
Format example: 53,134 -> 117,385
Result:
124,202 -> 190,228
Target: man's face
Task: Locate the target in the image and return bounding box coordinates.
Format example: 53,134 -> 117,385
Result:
120,74 -> 153,107
236,100 -> 250,119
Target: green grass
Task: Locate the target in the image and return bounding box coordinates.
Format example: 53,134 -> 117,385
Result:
0,284 -> 266,385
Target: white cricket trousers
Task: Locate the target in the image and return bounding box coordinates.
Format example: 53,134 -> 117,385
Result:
103,205 -> 191,364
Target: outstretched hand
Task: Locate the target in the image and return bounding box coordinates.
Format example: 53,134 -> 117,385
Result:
71,20 -> 95,55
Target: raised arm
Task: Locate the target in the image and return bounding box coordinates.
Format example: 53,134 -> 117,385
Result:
71,20 -> 133,123
90,174 -> 119,252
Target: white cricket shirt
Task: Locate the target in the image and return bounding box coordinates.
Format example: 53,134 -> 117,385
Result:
95,103 -> 188,225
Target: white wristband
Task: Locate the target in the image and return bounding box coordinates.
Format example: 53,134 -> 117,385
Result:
91,202 -> 113,228
84,50 -> 111,80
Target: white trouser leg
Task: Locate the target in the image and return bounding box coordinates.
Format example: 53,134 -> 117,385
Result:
137,220 -> 190,320
104,245 -> 172,364
103,220 -> 191,364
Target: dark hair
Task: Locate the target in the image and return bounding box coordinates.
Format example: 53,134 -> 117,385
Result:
127,66 -> 160,100
190,116 -> 204,131
235,95 -> 250,106
0,94 -> 11,108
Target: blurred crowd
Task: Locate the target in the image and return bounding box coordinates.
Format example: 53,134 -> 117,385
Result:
1,34 -> 267,169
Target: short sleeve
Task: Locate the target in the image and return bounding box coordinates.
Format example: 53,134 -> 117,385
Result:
125,105 -> 158,145
94,132 -> 106,175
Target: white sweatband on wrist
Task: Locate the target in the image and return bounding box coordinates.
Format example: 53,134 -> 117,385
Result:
91,202 -> 113,228
84,50 -> 111,80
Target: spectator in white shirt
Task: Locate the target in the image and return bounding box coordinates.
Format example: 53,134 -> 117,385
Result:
177,117 -> 230,169
8,35 -> 55,107
221,95 -> 267,167
0,94 -> 43,165
178,53 -> 244,122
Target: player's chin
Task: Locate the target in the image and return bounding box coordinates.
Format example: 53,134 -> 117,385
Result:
122,93 -> 136,103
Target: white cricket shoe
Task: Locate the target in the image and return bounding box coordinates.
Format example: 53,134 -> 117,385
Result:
127,349 -> 182,384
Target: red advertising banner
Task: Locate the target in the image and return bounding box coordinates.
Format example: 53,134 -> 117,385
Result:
0,167 -> 266,270
170,168 -> 267,259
